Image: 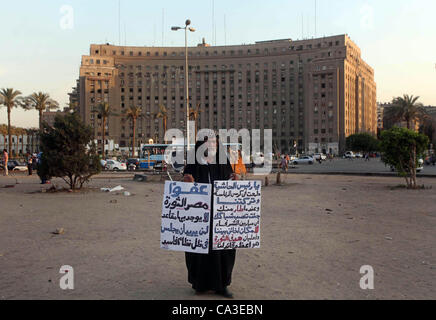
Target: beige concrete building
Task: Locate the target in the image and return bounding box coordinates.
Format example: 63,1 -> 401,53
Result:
75,34 -> 376,155
41,108 -> 69,128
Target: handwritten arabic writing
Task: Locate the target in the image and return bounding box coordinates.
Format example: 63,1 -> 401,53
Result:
213,181 -> 262,250
161,181 -> 211,254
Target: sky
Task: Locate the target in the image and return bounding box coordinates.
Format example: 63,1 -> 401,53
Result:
1,0 -> 435,128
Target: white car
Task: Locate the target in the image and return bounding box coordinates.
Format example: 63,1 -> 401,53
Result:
390,159 -> 424,173
252,153 -> 265,166
100,159 -> 107,169
105,160 -> 127,171
292,156 -> 314,165
343,151 -> 356,159
313,153 -> 327,161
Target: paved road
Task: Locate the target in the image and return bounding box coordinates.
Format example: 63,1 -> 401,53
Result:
270,158 -> 436,176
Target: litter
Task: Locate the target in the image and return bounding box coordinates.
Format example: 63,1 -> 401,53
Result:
101,185 -> 125,192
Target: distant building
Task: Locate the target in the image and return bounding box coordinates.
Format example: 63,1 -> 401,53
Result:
41,108 -> 68,128
377,103 -> 384,130
74,34 -> 376,156
0,132 -> 40,156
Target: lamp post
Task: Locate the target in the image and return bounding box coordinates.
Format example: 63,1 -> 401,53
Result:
172,20 -> 195,160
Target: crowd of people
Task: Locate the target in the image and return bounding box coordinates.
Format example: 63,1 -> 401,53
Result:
1,150 -> 49,184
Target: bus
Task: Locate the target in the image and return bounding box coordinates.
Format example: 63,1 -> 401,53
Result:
140,142 -> 242,171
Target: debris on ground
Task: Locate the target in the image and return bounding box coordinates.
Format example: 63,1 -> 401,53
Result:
51,228 -> 65,235
124,191 -> 131,196
101,185 -> 124,193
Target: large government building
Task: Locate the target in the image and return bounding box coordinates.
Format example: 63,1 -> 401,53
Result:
74,34 -> 376,156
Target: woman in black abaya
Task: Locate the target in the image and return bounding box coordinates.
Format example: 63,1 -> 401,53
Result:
183,135 -> 236,298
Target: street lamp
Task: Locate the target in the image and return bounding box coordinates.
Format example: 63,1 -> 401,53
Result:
172,19 -> 195,160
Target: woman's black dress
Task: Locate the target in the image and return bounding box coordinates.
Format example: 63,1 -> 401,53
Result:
183,145 -> 236,292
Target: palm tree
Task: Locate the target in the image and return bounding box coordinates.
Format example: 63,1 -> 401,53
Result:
92,102 -> 116,157
0,88 -> 23,155
124,105 -> 142,157
23,92 -> 59,130
189,103 -> 203,138
384,95 -> 428,131
155,104 -> 168,142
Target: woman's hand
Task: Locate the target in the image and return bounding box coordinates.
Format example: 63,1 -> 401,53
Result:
183,174 -> 195,183
230,173 -> 239,181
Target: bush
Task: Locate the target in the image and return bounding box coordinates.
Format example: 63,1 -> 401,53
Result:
380,127 -> 429,189
39,113 -> 101,190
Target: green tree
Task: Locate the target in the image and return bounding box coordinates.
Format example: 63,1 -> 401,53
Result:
39,113 -> 101,190
0,88 -> 23,155
380,127 -> 429,189
124,105 -> 142,157
346,133 -> 380,153
65,101 -> 79,114
384,95 -> 427,130
23,92 -> 59,130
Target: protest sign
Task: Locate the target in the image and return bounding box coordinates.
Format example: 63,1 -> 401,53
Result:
161,181 -> 211,254
213,180 -> 262,250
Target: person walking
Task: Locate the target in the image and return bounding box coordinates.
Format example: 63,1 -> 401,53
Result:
183,135 -> 237,299
2,149 -> 8,176
280,155 -> 287,172
27,154 -> 33,175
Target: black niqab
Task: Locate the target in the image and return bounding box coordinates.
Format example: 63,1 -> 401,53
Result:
183,139 -> 236,292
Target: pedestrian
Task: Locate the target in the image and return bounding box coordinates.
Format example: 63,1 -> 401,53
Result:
37,152 -> 50,184
280,156 -> 287,172
2,149 -> 8,176
183,135 -> 237,299
27,154 -> 33,175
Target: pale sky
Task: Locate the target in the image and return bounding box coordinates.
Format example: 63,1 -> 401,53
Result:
1,0 -> 435,128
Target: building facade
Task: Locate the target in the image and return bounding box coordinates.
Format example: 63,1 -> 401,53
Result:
41,108 -> 69,128
75,34 -> 376,155
0,134 -> 40,156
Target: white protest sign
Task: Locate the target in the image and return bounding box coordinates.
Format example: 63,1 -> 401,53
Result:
213,180 -> 262,250
161,181 -> 211,254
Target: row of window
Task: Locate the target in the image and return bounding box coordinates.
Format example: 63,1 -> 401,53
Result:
94,40 -> 342,57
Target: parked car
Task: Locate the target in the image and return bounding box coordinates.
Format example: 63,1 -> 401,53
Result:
252,153 -> 265,167
100,159 -> 107,169
390,159 -> 424,173
8,160 -> 28,172
293,156 -> 314,165
105,160 -> 127,171
343,151 -> 356,159
126,158 -> 141,171
313,153 -> 327,161
355,153 -> 364,158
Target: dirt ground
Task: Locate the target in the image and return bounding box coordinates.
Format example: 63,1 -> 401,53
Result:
0,173 -> 435,300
